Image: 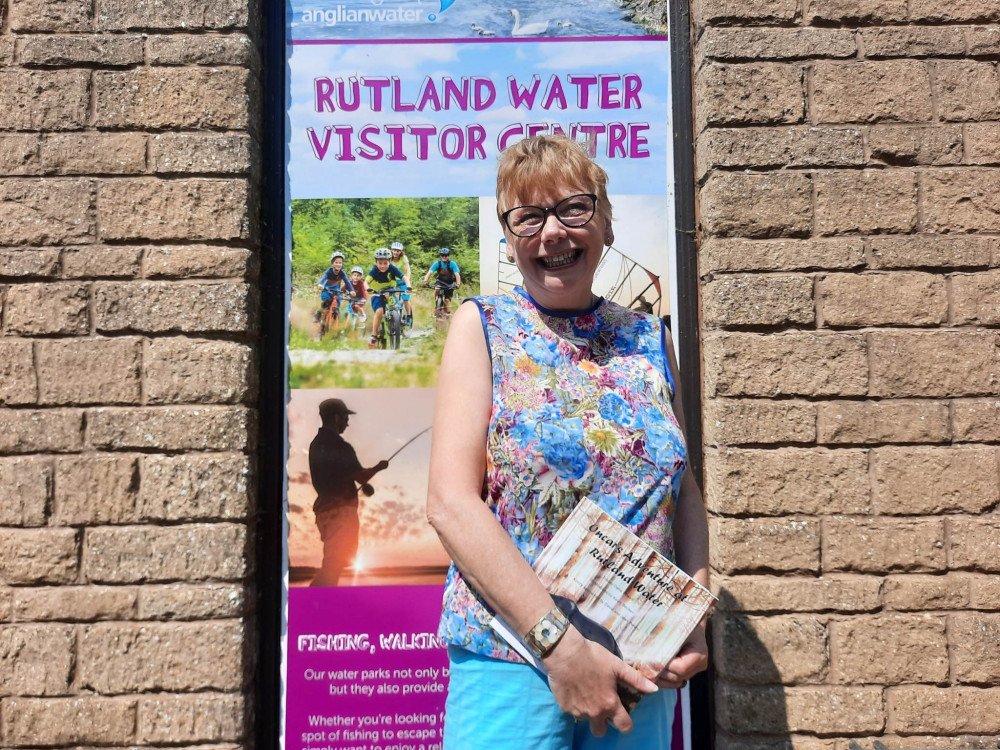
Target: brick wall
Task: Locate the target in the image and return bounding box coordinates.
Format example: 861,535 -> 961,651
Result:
693,0 -> 1000,747
0,0 -> 259,745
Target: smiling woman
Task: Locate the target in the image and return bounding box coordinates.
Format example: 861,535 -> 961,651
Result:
426,135 -> 709,749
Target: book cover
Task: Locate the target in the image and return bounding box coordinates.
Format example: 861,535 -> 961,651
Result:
492,498 -> 716,681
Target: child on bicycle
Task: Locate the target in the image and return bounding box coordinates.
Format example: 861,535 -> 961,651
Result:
348,266 -> 368,328
422,247 -> 462,316
365,247 -> 406,348
390,241 -> 414,328
314,251 -> 352,325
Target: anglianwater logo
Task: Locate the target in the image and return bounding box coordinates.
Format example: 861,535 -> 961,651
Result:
301,0 -> 457,26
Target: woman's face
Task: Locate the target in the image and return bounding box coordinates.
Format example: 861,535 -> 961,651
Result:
504,183 -> 612,311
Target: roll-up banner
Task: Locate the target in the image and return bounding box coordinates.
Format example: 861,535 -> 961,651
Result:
281,3 -> 677,748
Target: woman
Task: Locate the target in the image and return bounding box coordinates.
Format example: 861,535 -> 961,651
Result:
427,135 -> 709,749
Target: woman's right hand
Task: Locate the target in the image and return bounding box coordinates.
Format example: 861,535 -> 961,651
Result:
542,628 -> 658,737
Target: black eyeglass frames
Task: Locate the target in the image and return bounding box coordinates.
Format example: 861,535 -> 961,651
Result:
501,193 -> 598,238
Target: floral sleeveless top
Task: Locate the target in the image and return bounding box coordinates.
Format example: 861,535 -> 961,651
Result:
437,289 -> 688,662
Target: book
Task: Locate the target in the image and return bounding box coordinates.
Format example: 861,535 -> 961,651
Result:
490,498 -> 716,684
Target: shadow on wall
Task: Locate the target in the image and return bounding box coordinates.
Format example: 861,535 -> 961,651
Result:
711,587 -> 791,749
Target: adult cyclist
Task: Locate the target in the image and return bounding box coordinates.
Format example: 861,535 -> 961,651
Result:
314,251 -> 352,325
390,241 -> 414,328
365,247 -> 406,348
422,247 -> 462,316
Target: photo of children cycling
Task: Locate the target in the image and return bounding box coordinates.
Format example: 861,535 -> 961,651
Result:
289,196 -> 480,390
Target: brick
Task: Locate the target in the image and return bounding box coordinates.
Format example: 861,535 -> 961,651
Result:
144,245 -> 257,279
805,0 -> 905,23
923,169 -> 1000,232
139,693 -> 244,743
145,338 -> 255,404
966,122 -> 1000,164
701,28 -> 855,61
138,453 -> 251,520
716,736 -> 836,750
701,238 -> 864,273
952,271 -> 1000,324
0,134 -> 42,175
0,70 -> 90,130
714,684 -> 787,734
786,687 -> 885,734
4,282 -> 89,335
698,127 -> 863,175
0,696 -> 137,745
0,180 -> 95,246
18,35 -> 145,66
96,0 -> 248,30
817,272 -> 945,327
817,400 -> 950,445
870,235 -> 997,269
36,338 -> 142,406
137,583 -> 245,619
149,34 -> 253,65
874,446 -> 999,515
79,621 -> 244,692
53,454 -> 140,525
704,400 -> 816,446
0,625 -> 74,696
151,133 -> 252,174
812,61 -> 932,123
39,133 -> 147,176
870,331 -> 1000,397
61,246 -> 143,278
861,27 -> 966,58
12,586 -> 137,621
954,399 -> 1000,441
98,179 -> 250,242
0,249 -> 60,277
824,517 -> 945,573
8,0 -> 92,31
815,171 -> 917,235
0,528 -> 78,585
713,615 -> 828,684
696,63 -> 804,129
95,281 -> 254,333
0,590 -> 11,621
0,38 -> 12,65
971,574 -> 1000,609
935,61 -> 1000,121
715,575 -> 882,614
706,448 -> 868,515
0,457 -> 50,526
83,523 -> 247,582
703,274 -> 814,327
950,518 -> 1000,572
909,0 -> 1000,22
829,615 -> 948,683
704,332 -> 868,397
868,124 -> 962,166
0,409 -> 84,454
696,0 -> 799,25
967,25 -> 1000,55
88,406 -> 253,451
710,517 -> 820,574
0,341 -> 36,406
884,574 -> 971,611
950,614 -> 1000,684
700,172 -> 811,239
887,685 -> 1000,733
94,68 -> 249,130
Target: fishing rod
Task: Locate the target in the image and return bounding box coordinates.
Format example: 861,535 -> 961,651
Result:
386,425 -> 432,463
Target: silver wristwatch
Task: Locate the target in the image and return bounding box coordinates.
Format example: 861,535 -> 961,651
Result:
523,606 -> 570,660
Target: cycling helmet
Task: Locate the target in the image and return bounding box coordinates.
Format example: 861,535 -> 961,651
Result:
390,241 -> 404,252
350,266 -> 364,275
438,247 -> 451,256
329,251 -> 345,262
374,247 -> 392,260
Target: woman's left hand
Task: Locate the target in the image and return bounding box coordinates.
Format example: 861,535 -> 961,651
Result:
655,623 -> 708,689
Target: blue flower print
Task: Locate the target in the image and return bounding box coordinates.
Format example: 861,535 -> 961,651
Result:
523,334 -> 562,367
539,418 -> 589,480
599,392 -> 632,426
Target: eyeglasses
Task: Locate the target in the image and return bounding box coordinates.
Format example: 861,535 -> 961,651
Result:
501,193 -> 598,238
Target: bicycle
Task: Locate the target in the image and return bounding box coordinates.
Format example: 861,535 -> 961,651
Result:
425,281 -> 459,327
369,287 -> 407,350
317,296 -> 340,340
344,296 -> 367,332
